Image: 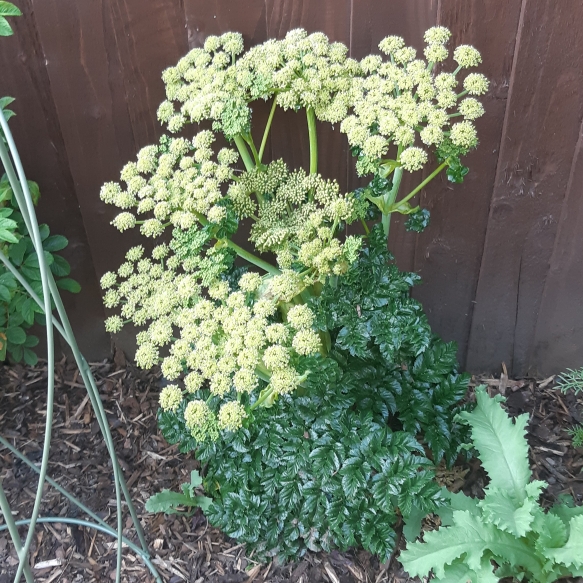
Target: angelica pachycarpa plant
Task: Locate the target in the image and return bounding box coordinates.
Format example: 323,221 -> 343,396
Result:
101,25 -> 487,560
100,28 -> 487,446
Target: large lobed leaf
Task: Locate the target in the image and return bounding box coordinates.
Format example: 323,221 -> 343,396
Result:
401,510 -> 544,580
458,386 -> 531,501
547,515 -> 583,569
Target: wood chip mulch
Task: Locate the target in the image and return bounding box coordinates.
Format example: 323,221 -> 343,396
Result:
0,355 -> 582,583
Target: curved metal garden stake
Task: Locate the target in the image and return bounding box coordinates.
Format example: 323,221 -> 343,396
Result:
0,111 -> 162,583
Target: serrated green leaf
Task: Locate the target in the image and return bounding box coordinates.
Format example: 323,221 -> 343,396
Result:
402,503 -> 427,542
23,347 -> 38,366
43,234 -> 68,252
0,96 -> 15,108
458,386 -> 531,501
6,326 -> 26,344
21,298 -> 36,325
145,488 -> 212,515
546,515 -> 583,569
0,16 -> 14,36
549,498 -> 583,527
0,228 -> 18,243
400,510 -> 544,580
50,254 -> 71,277
0,284 -> 11,302
434,557 -> 498,583
532,510 -> 568,554
478,486 -> 538,537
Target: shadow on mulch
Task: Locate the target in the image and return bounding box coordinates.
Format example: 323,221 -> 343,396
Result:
0,356 -> 582,583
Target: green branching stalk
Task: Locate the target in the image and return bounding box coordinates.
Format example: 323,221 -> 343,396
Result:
259,97 -> 278,163
233,134 -> 256,172
306,107 -> 318,174
243,133 -> 261,167
225,239 -> 281,275
382,166 -> 403,238
189,209 -> 280,274
398,161 -> 448,208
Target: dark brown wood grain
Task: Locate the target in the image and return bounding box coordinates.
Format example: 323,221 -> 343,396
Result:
466,0 -> 583,375
531,121 -> 583,374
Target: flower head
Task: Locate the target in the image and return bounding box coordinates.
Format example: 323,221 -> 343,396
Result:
159,385 -> 183,412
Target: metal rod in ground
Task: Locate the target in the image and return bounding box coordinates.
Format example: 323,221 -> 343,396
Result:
0,518 -> 163,583
0,482 -> 35,583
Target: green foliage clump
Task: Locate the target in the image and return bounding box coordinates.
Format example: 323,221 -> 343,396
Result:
0,175 -> 80,364
158,230 -> 469,560
557,367 -> 583,395
99,28 -> 488,443
400,387 -> 583,583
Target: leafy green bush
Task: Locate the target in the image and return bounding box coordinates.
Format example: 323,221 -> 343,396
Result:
157,229 -> 470,560
0,174 -> 80,364
100,27 -> 488,559
400,387 -> 583,583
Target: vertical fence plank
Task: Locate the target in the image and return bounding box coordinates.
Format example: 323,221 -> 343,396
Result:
183,1 -> 267,49
467,0 -> 583,375
532,122 -> 583,373
0,0 -> 110,357
412,0 -> 523,365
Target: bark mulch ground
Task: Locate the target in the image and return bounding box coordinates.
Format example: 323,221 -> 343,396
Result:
0,355 -> 582,583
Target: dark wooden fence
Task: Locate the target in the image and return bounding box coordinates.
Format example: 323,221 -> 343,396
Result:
1,0 -> 582,376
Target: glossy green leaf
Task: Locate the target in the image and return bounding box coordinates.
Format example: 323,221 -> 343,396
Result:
56,277 -> 81,293
43,234 -> 68,252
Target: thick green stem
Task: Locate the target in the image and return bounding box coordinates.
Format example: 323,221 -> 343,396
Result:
360,218 -> 370,235
243,133 -> 261,167
306,107 -> 318,174
259,97 -> 278,162
382,166 -> 404,238
397,161 -> 448,208
190,210 -> 280,275
250,385 -> 276,410
233,134 -> 255,172
225,239 -> 281,275
0,113 -> 58,583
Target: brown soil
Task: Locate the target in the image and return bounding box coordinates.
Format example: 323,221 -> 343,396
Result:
1,356 -> 582,583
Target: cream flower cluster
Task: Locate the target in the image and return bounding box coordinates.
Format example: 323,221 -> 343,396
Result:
157,30 -> 359,139
100,26 -> 488,441
101,243 -> 322,440
100,132 -> 238,238
342,26 -> 488,175
230,160 -> 364,279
